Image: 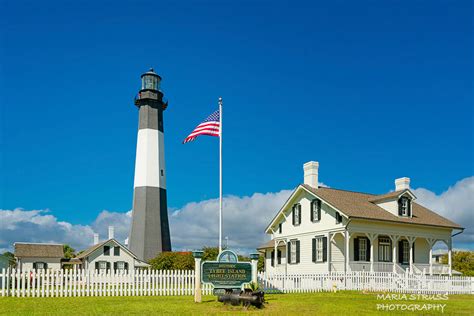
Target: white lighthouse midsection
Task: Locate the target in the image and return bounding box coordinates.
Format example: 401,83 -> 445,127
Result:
133,128 -> 166,189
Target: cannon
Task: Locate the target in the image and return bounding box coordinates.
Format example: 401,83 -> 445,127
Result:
218,289 -> 265,308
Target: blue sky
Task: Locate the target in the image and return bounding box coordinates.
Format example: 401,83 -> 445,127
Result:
0,1 -> 473,250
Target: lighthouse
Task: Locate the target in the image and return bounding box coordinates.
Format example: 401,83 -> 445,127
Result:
129,68 -> 171,261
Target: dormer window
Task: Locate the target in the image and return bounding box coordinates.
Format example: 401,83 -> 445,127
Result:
398,196 -> 411,217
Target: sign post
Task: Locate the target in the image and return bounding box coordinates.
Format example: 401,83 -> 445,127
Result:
250,253 -> 259,284
201,250 -> 252,292
192,250 -> 204,303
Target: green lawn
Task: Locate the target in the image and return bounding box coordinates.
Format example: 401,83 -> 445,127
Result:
0,292 -> 472,315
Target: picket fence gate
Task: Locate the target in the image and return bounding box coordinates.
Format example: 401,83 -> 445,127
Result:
1,268 -> 473,297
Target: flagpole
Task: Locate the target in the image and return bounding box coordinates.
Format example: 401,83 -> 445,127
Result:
218,97 -> 223,253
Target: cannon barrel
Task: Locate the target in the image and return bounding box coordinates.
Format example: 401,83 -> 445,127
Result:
218,291 -> 265,307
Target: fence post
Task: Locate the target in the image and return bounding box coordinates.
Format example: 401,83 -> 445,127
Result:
192,251 -> 203,303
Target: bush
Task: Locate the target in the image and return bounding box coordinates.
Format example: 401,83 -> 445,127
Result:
149,252 -> 194,270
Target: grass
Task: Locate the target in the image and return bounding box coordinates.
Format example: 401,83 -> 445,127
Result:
0,291 -> 472,315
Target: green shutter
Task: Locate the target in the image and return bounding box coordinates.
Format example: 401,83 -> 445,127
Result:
296,240 -> 300,263
322,237 -> 328,262
287,242 -> 292,264
366,238 -> 371,262
354,238 -> 359,261
312,238 -> 316,262
298,205 -> 302,225
317,201 -> 322,221
310,201 -> 314,222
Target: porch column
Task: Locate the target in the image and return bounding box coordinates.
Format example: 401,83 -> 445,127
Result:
427,238 -> 436,276
345,230 -> 350,273
407,236 -> 416,274
448,238 -> 452,276
390,235 -> 400,273
366,233 -> 377,273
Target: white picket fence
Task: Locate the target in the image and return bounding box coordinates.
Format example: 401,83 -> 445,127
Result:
1,268 -> 472,297
0,268 -> 212,298
258,271 -> 474,295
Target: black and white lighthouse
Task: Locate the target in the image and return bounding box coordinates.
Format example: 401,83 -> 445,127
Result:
129,68 -> 171,261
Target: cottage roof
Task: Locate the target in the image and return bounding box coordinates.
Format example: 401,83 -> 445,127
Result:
14,243 -> 64,258
265,184 -> 462,233
302,185 -> 462,229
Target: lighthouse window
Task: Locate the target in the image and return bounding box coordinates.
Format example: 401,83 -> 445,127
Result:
161,170 -> 164,176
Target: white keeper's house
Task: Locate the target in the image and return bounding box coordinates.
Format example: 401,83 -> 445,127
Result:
72,227 -> 149,272
258,161 -> 463,276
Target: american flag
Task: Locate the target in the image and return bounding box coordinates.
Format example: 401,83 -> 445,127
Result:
183,110 -> 220,143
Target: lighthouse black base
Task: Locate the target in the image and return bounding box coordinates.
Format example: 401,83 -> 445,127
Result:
129,187 -> 171,261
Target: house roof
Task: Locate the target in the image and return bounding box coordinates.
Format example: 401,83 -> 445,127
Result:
75,239 -> 138,260
301,184 -> 462,229
14,243 -> 64,258
257,239 -> 275,250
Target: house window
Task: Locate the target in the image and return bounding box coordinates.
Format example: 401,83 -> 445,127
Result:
359,238 -> 367,261
399,197 -> 410,217
378,236 -> 391,262
311,200 -> 321,222
34,262 -> 46,271
117,261 -> 125,271
314,237 -> 324,262
293,204 -> 301,226
335,212 -> 342,224
114,246 -> 120,256
104,246 -> 110,256
402,240 -> 409,264
291,240 -> 297,263
277,250 -> 282,265
99,261 -> 107,271
278,223 -> 282,234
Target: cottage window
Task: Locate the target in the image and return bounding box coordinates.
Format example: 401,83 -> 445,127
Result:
278,223 -> 282,234
398,197 -> 411,217
359,238 -> 367,261
99,261 -> 107,271
311,200 -> 321,222
104,246 -> 110,256
114,246 -> 120,256
314,237 -> 324,262
293,204 -> 301,226
34,262 -> 46,271
335,212 -> 342,224
290,240 -> 297,263
378,237 -> 391,262
117,261 -> 125,271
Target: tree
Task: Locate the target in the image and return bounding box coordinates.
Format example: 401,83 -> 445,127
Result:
63,244 -> 76,259
441,251 -> 474,276
1,252 -> 16,267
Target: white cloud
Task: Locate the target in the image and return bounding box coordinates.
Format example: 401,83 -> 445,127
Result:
1,177 -> 472,255
0,209 -> 95,253
169,190 -> 293,253
413,176 -> 474,249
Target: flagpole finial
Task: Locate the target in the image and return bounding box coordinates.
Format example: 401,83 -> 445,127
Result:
218,96 -> 223,105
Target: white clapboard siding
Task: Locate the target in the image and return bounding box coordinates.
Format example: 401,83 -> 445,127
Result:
1,268 -> 472,297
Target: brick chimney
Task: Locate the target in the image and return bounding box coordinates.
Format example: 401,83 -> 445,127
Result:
303,161 -> 319,188
395,177 -> 410,191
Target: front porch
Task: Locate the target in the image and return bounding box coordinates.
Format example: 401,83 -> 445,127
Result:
334,230 -> 453,275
